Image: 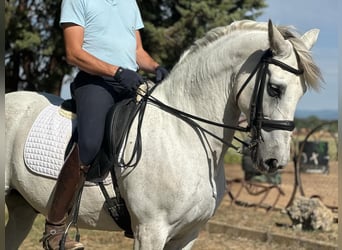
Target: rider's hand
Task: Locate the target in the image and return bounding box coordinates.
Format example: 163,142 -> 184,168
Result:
155,66 -> 169,83
113,67 -> 144,93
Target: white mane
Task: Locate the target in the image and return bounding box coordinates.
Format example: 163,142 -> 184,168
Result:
177,20 -> 322,90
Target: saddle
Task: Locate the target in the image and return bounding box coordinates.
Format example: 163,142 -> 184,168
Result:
61,97 -> 140,181
61,83 -> 152,238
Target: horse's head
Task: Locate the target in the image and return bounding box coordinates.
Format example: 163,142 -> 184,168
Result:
236,20 -> 322,174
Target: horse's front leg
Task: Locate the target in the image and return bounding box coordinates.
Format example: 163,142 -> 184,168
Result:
133,222 -> 168,250
164,228 -> 200,250
133,222 -> 200,250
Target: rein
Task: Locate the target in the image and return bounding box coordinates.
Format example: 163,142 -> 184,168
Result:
147,49 -> 303,148
119,49 -> 304,167
146,94 -> 246,150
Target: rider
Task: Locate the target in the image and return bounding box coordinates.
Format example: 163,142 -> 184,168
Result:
41,0 -> 168,249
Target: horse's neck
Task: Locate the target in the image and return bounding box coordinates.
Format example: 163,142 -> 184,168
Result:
154,59 -> 236,124
154,30 -> 268,124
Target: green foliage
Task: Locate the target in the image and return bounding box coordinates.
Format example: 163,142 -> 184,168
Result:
5,0 -> 67,94
294,116 -> 338,133
5,0 -> 267,94
224,149 -> 242,164
139,0 -> 267,69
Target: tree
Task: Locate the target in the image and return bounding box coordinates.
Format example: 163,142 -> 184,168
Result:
5,0 -> 67,94
5,0 -> 267,94
139,0 -> 267,68
294,116 -> 338,133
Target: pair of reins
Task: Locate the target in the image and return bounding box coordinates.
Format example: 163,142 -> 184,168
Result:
121,49 -> 304,168
147,49 -> 302,146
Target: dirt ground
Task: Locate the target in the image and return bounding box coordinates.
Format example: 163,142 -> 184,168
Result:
226,161 -> 338,209
18,162 -> 338,249
204,161 -> 338,249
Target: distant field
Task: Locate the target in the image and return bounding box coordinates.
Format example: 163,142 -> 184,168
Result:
225,131 -> 338,164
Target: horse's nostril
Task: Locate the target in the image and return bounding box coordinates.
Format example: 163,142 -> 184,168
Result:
265,158 -> 278,170
278,165 -> 285,170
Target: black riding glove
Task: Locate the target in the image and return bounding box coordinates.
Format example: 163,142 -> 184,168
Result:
155,66 -> 169,83
113,67 -> 144,93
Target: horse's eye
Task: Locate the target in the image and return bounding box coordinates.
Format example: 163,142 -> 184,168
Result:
267,83 -> 282,98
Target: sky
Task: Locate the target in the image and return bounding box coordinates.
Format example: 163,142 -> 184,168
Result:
256,0 -> 339,111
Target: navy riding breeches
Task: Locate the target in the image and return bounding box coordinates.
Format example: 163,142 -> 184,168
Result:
71,71 -> 135,165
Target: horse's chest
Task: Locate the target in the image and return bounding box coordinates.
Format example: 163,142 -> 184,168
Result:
177,187 -> 217,225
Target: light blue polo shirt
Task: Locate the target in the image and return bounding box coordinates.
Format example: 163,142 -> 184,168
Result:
60,0 -> 144,71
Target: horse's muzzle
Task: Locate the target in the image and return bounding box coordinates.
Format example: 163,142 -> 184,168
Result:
256,158 -> 284,174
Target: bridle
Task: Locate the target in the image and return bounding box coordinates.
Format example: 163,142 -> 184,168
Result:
144,49 -> 304,151
234,49 -> 304,150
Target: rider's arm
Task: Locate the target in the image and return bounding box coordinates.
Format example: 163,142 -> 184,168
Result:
62,23 -> 119,77
135,30 -> 159,73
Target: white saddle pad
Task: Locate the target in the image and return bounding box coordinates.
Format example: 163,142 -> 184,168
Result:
24,104 -> 113,186
24,104 -> 77,179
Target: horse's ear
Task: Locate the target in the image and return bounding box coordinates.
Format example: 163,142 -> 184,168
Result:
268,19 -> 290,56
300,29 -> 320,50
